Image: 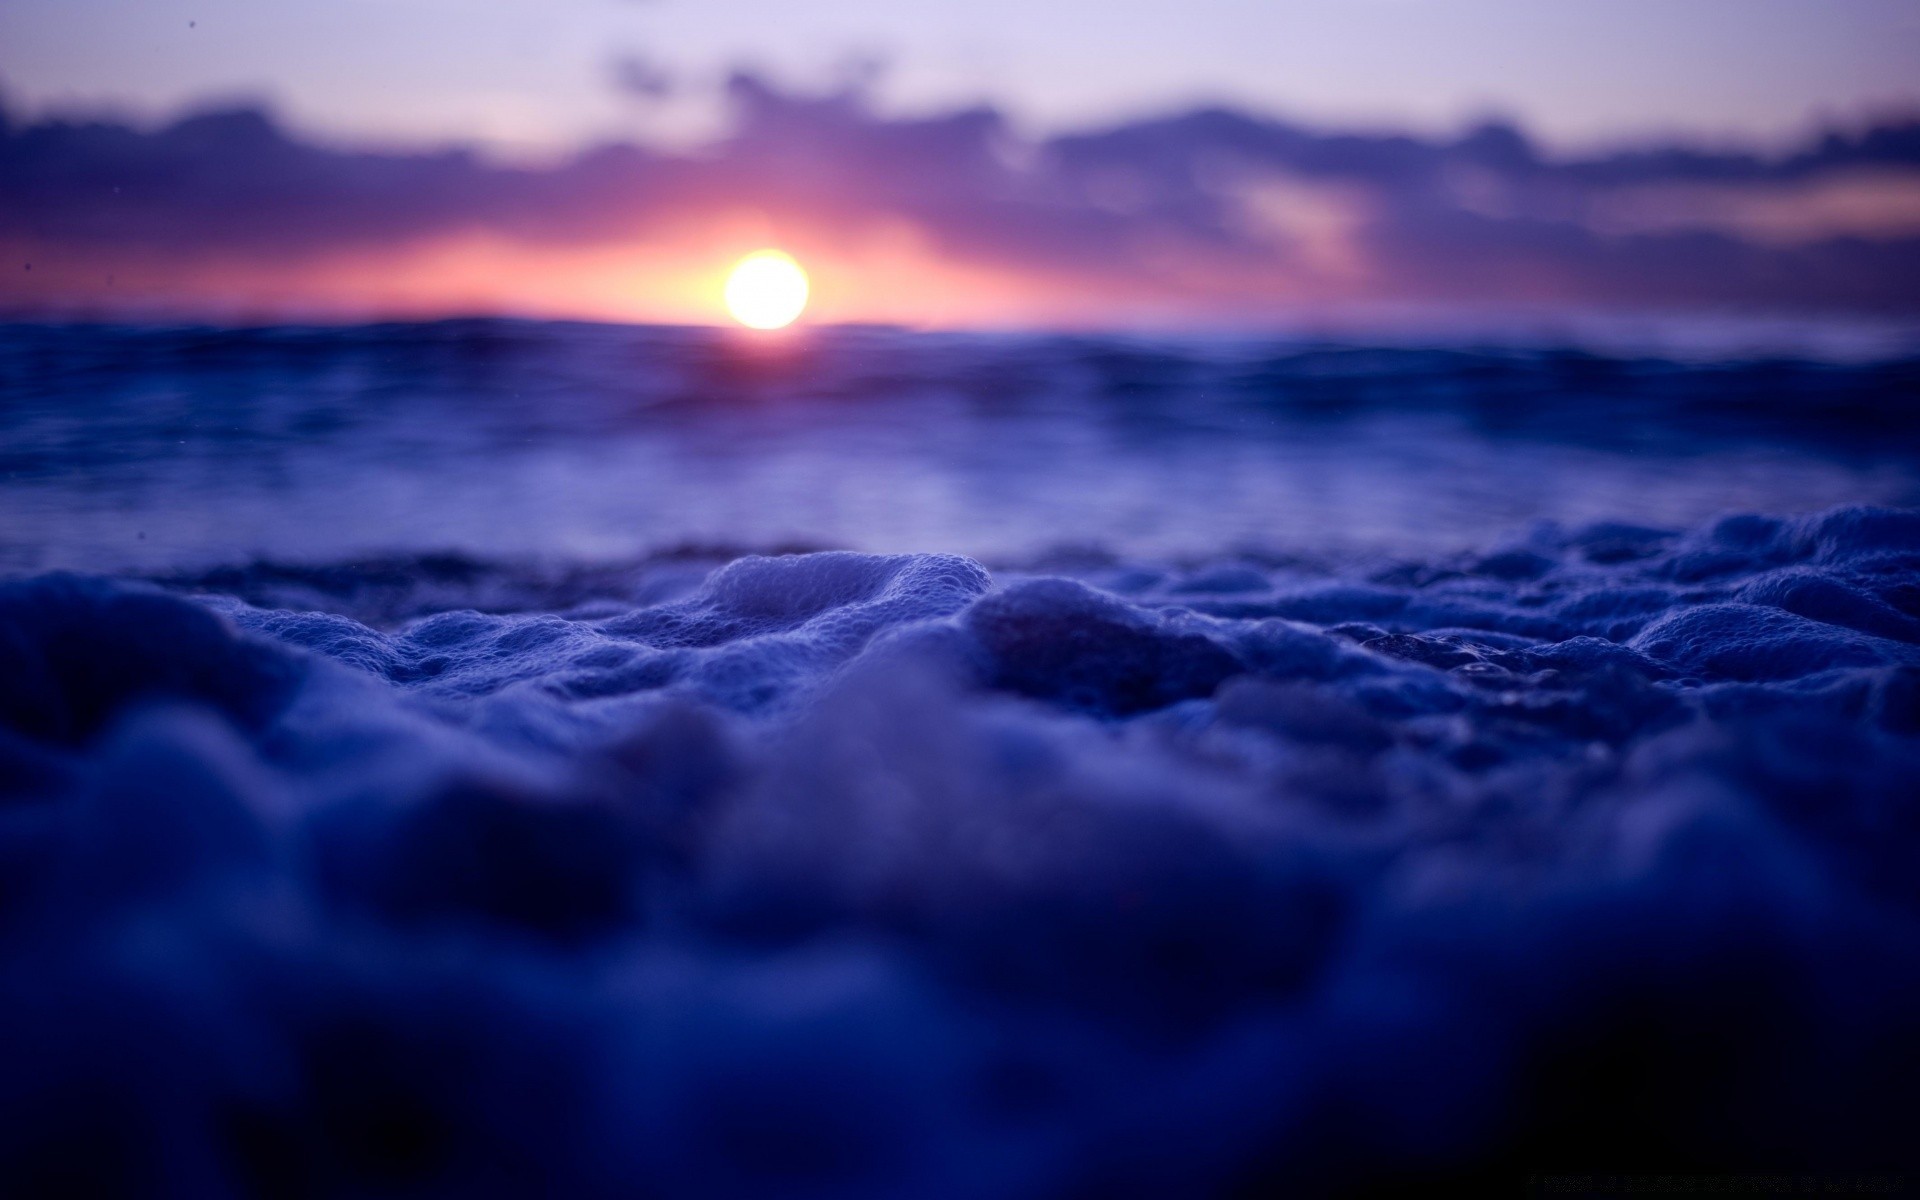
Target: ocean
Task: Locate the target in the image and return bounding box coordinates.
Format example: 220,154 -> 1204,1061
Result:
5,320 -> 1917,572
1,319 -> 1917,1196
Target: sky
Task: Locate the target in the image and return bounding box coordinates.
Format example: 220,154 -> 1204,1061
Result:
3,0 -> 1919,327
5,0 -> 1920,156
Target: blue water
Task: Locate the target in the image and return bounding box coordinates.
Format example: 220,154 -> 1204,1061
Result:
3,320 -> 1917,571
1,320 -> 1918,1197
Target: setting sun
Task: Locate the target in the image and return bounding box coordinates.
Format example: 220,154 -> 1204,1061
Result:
724,250 -> 809,329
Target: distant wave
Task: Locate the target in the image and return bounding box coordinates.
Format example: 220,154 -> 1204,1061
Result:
1,506 -> 1916,1194
2,322 -> 1918,572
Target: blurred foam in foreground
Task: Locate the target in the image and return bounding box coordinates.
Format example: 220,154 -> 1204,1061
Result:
1,505 -> 1918,1195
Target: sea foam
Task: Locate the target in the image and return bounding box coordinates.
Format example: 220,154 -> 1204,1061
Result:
1,506 -> 1917,1195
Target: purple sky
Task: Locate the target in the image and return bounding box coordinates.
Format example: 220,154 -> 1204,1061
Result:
6,75 -> 1918,325
4,2 -> 1918,326
4,0 -> 1919,157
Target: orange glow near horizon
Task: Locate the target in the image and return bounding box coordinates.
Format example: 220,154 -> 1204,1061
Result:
0,213 -> 1284,330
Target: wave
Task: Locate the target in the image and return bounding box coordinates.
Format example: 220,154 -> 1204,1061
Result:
4,321 -> 1919,573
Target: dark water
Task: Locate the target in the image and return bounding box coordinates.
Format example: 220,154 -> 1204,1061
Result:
4,320 -> 1917,571
2,320 -> 1918,1197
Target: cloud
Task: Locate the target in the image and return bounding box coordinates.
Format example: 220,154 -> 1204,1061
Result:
609,54 -> 676,102
2,76 -> 1917,323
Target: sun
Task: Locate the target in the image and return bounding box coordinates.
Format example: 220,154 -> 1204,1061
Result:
724,250 -> 809,329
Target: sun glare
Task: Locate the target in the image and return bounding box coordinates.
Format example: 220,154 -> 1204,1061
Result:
724,250 -> 809,329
